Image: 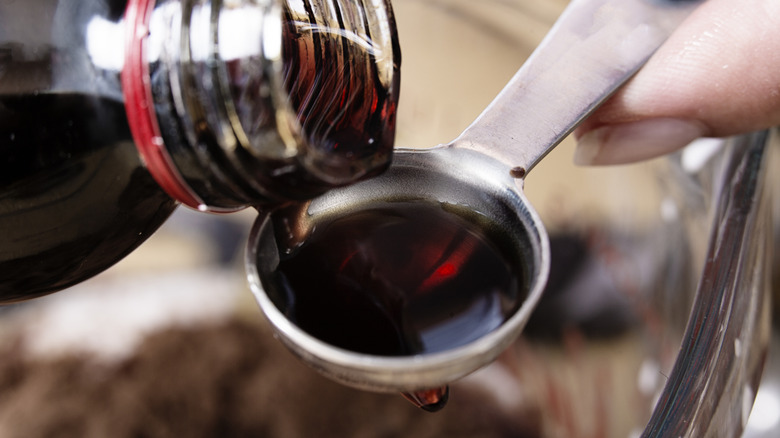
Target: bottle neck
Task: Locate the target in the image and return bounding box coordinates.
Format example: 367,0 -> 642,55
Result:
122,0 -> 400,212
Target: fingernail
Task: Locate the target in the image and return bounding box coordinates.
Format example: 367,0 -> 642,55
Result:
574,118 -> 707,166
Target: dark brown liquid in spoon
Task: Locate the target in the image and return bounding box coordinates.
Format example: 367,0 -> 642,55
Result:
268,201 -> 524,356
263,201 -> 527,410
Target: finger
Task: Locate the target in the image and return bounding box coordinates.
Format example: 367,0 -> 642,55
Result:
574,0 -> 780,165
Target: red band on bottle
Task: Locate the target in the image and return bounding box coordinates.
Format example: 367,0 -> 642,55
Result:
122,0 -> 203,210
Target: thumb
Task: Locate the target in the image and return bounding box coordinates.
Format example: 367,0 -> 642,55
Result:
574,0 -> 780,166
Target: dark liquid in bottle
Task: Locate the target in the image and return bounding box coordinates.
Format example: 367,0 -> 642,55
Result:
265,201 -> 524,357
279,1 -> 399,184
0,94 -> 176,302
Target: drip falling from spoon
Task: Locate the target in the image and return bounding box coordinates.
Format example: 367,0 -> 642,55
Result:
402,386 -> 450,412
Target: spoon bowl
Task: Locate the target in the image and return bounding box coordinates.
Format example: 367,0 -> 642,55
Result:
248,146 -> 548,391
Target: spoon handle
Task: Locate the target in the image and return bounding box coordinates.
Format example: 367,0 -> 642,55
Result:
451,0 -> 706,174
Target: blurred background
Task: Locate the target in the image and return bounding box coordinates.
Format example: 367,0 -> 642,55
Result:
0,0 -> 778,437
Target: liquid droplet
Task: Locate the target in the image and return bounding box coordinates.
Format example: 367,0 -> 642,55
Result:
401,386 -> 450,412
510,166 -> 526,178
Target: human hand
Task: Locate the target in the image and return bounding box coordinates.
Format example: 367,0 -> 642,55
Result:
574,0 -> 780,165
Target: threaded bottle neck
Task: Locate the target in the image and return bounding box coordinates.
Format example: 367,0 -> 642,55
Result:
122,0 -> 400,212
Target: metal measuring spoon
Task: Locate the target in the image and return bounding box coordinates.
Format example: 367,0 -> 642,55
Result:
247,0 -> 706,393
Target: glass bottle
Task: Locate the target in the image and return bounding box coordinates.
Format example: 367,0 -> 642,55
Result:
0,0 -> 400,302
